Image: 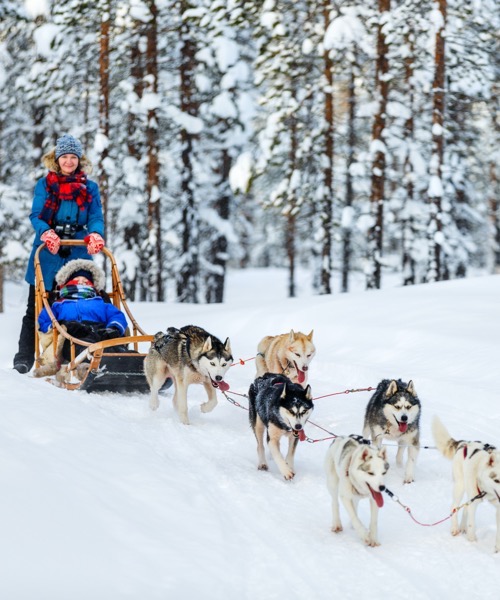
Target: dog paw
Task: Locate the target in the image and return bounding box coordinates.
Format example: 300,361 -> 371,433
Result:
451,528 -> 461,537
282,469 -> 295,480
466,533 -> 477,543
331,524 -> 343,533
178,413 -> 190,425
150,398 -> 159,411
403,476 -> 414,484
200,400 -> 217,413
366,538 -> 380,547
258,464 -> 268,471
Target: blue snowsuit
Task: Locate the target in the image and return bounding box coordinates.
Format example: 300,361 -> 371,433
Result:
38,296 -> 127,335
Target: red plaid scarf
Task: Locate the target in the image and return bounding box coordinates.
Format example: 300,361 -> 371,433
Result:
39,171 -> 92,226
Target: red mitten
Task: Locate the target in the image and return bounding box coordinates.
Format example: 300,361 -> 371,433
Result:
84,232 -> 105,254
41,229 -> 61,255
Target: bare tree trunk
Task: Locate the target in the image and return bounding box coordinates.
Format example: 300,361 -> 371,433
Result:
490,161 -> 500,272
144,0 -> 162,300
0,263 -> 4,313
319,1 -> 334,295
285,105 -> 299,299
124,23 -> 145,301
489,80 -> 499,272
342,59 -> 356,293
32,105 -> 45,172
286,213 -> 296,298
427,0 -> 447,282
205,150 -> 230,303
98,5 -> 110,232
402,32 -> 416,286
177,1 -> 199,303
366,0 -> 390,290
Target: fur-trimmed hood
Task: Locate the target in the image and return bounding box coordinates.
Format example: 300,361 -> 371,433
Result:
42,149 -> 93,174
55,259 -> 105,291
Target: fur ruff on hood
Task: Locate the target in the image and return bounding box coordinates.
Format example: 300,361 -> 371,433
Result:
55,259 -> 105,291
42,149 -> 93,174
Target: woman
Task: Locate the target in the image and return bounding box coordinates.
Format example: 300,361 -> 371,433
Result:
13,134 -> 105,374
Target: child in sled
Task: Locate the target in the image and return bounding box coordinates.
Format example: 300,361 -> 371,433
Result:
34,258 -> 127,378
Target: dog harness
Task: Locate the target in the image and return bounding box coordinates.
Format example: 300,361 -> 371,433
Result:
258,350 -> 296,377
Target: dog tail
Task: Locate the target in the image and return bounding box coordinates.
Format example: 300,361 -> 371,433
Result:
432,416 -> 459,459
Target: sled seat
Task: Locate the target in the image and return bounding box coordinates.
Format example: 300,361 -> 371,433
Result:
78,353 -> 172,394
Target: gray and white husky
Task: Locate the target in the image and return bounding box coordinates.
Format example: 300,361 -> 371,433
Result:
363,379 -> 421,483
325,435 -> 389,547
248,373 -> 314,480
432,416 -> 500,552
144,325 -> 232,425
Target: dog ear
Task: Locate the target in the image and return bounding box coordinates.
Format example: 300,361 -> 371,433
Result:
280,384 -> 287,400
386,380 -> 398,398
202,336 -> 212,353
304,385 -> 312,400
288,330 -> 295,341
307,329 -> 314,340
488,453 -> 497,467
361,448 -> 370,462
406,380 -> 416,396
378,446 -> 387,461
224,337 -> 232,355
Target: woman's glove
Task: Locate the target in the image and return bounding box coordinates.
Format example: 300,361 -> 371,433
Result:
85,232 -> 105,254
41,229 -> 61,254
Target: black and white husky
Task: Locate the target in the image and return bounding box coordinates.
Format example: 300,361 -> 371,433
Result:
144,325 -> 232,425
432,416 -> 500,553
363,379 -> 421,483
325,435 -> 389,547
248,373 -> 314,480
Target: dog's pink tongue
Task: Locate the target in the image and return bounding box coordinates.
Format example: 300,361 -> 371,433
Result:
369,486 -> 384,508
297,369 -> 305,384
297,429 -> 306,441
399,422 -> 408,433
217,380 -> 230,392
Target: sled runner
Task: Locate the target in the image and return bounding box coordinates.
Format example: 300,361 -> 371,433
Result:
34,240 -> 169,393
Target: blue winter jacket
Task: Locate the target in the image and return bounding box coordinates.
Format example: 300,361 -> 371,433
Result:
25,176 -> 105,287
38,296 -> 128,335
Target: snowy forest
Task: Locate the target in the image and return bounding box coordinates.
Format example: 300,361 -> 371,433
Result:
0,0 -> 498,304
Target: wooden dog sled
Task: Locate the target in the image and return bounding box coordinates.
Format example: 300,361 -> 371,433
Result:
34,240 -> 164,393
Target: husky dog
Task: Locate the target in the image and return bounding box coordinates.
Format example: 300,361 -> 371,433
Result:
362,379 -> 421,483
432,416 -> 500,552
325,435 -> 389,547
144,325 -> 232,425
248,373 -> 314,480
255,330 -> 315,387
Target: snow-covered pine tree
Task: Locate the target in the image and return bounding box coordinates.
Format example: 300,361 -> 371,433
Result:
199,1 -> 254,302
366,0 -> 391,290
251,0 -> 322,297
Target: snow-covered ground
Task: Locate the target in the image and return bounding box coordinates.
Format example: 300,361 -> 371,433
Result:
1,269 -> 499,600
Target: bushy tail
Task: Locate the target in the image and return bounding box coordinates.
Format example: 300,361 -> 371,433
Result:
432,416 -> 459,460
